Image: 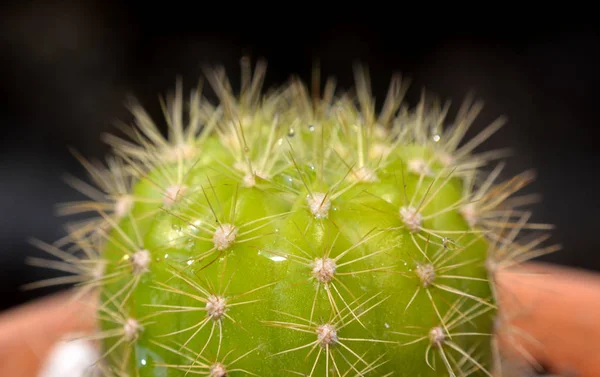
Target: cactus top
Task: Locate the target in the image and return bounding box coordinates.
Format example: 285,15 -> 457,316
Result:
26,59 -> 559,377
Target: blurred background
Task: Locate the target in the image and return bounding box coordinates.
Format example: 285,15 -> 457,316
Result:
0,1 -> 598,312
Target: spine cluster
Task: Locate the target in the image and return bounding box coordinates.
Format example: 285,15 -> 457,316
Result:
25,59 -> 559,377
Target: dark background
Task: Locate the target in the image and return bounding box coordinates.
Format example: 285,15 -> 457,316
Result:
1,2 -> 598,312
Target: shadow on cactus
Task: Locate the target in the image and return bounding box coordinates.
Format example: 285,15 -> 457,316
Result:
25,58 -> 560,377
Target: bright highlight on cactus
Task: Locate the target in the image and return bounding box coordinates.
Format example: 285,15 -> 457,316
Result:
26,58 -> 560,377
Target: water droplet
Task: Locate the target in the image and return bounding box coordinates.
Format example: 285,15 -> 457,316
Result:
171,224 -> 181,232
433,134 -> 441,142
258,249 -> 287,263
385,323 -> 390,329
164,253 -> 169,259
277,138 -> 283,146
274,228 -> 280,233
135,345 -> 165,375
244,146 -> 250,153
187,260 -> 193,266
308,124 -> 315,132
442,237 -> 454,249
287,127 -> 295,137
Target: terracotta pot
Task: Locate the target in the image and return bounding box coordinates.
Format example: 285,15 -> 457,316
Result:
0,262 -> 599,377
494,262 -> 600,376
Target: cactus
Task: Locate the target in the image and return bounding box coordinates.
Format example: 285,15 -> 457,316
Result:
26,58 -> 559,377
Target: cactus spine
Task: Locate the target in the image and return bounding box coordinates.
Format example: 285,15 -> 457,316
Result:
27,58 -> 558,377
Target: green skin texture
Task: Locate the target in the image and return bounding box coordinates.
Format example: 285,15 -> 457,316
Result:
99,122 -> 495,377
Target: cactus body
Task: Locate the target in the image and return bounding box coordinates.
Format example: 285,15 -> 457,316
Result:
27,59 -> 559,377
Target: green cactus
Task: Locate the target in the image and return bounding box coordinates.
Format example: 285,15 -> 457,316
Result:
26,58 -> 559,377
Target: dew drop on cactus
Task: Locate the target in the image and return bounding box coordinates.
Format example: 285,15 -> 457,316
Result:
25,58 -> 560,377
